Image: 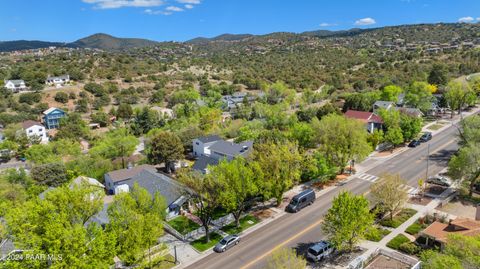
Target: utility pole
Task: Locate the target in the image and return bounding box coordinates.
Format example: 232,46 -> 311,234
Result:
425,143 -> 430,180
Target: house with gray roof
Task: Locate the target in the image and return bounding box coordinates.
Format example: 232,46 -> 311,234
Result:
46,74 -> 70,87
373,101 -> 395,113
192,136 -> 253,173
104,165 -> 187,218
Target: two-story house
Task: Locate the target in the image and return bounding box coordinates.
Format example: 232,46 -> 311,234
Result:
4,80 -> 27,92
192,135 -> 253,173
42,107 -> 66,129
21,120 -> 49,144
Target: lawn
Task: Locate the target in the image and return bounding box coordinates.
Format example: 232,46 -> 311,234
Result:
386,234 -> 411,250
167,216 -> 200,235
427,123 -> 444,131
365,226 -> 391,242
405,220 -> 428,236
380,208 -> 417,228
221,215 -> 259,234
190,232 -> 223,252
150,254 -> 176,269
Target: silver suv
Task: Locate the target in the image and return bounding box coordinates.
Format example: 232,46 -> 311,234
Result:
307,241 -> 334,262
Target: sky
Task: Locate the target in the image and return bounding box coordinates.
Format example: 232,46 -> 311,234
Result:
1,0 -> 479,42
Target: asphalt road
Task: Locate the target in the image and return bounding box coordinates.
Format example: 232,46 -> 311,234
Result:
185,123 -> 460,269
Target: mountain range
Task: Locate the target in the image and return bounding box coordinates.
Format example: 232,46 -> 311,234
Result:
0,28 -> 374,52
0,23 -> 478,52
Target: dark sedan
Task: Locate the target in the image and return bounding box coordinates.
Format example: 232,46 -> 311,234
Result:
408,140 -> 421,148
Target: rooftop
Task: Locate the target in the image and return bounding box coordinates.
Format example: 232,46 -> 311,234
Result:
105,164 -> 157,183
197,135 -> 222,144
43,107 -> 65,115
192,155 -> 219,172
422,218 -> 480,243
345,110 -> 383,124
21,120 -> 44,129
209,140 -> 253,157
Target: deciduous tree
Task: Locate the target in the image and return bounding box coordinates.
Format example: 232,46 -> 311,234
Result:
147,131 -> 184,173
370,173 -> 409,220
322,192 -> 374,252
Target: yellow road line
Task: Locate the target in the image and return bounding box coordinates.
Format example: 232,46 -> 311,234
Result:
240,218 -> 324,269
242,139 -> 458,269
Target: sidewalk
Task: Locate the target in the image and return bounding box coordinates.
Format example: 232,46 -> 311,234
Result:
358,186 -> 457,261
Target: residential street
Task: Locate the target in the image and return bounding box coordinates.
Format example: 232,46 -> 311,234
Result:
184,121 -> 461,269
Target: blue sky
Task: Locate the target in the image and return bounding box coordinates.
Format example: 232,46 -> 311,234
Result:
1,0 -> 479,42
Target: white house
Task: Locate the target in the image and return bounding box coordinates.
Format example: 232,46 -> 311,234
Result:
192,135 -> 222,157
46,75 -> 70,88
21,120 -> 49,144
4,80 -> 27,92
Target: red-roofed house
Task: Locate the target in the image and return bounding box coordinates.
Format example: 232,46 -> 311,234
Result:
420,206 -> 480,250
344,110 -> 383,133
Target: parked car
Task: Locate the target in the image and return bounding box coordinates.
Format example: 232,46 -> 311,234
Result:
427,175 -> 452,187
214,235 -> 240,252
419,132 -> 432,142
408,140 -> 421,148
307,241 -> 334,262
285,189 -> 316,213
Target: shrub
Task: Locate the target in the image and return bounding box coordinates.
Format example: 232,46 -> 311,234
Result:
19,92 -> 41,105
399,242 -> 420,255
54,92 -> 69,103
365,226 -> 391,242
406,221 -> 424,235
387,234 -> 411,250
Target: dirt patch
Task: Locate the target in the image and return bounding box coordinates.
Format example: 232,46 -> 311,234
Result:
437,198 -> 478,219
251,209 -> 275,220
409,195 -> 433,206
373,147 -> 405,157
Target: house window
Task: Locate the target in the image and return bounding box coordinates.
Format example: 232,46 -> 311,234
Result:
29,130 -> 33,133
38,128 -> 43,132
196,142 -> 199,145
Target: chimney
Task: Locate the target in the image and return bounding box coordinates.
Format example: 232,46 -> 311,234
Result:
476,204 -> 480,221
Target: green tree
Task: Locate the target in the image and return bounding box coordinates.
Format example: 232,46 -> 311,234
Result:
91,111 -> 110,127
54,91 -> 69,103
4,184 -> 116,268
56,113 -> 90,141
428,63 -> 449,86
404,81 -> 434,112
421,235 -> 480,269
213,158 -> 261,227
90,128 -> 138,168
31,162 -> 68,187
116,103 -> 133,120
444,81 -> 476,118
147,131 -> 184,173
254,140 -> 302,205
322,192 -> 374,252
265,247 -> 307,269
384,127 -> 404,147
448,144 -> 480,197
313,114 -> 371,173
178,170 -> 222,242
370,173 -> 409,220
380,85 -> 403,102
107,184 -> 166,266
399,114 -> 423,141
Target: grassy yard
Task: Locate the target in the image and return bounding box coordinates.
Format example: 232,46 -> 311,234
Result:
405,220 -> 428,236
221,215 -> 260,235
167,216 -> 200,235
386,234 -> 411,250
151,254 -> 176,269
190,232 -> 223,252
365,226 -> 391,242
380,208 -> 417,228
427,123 -> 444,131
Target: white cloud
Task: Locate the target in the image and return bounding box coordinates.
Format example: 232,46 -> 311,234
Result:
354,17 -> 376,26
83,0 -> 164,9
177,0 -> 200,4
319,22 -> 337,27
458,16 -> 475,23
166,5 -> 183,12
144,8 -> 171,15
477,17 -> 480,21
184,4 -> 194,9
